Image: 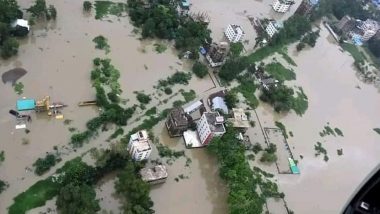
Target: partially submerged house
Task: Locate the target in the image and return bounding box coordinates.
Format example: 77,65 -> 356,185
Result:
128,130 -> 152,161
196,112 -> 226,145
140,165 -> 168,184
228,108 -> 250,128
205,42 -> 228,67
165,107 -> 191,137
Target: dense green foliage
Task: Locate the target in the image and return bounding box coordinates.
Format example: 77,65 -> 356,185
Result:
229,42 -> 244,57
56,183 -> 100,214
33,154 -> 61,175
27,0 -> 56,20
94,1 -> 127,19
219,56 -> 249,81
157,71 -> 192,88
127,0 -> 211,54
181,89 -> 196,102
265,62 -> 296,82
368,37 -> 380,58
301,30 -> 320,48
192,61 -> 208,78
232,77 -> 259,109
115,161 -> 154,214
1,37 -> 19,58
224,91 -> 238,109
136,92 -> 151,104
208,127 -> 284,214
71,58 -> 135,147
260,143 -> 277,163
92,35 -> 110,53
0,0 -> 22,59
8,178 -> 60,214
83,1 -> 92,12
260,85 -> 308,115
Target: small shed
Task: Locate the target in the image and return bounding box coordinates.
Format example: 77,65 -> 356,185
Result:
16,99 -> 36,111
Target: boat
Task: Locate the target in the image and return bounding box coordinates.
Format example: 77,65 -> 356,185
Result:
78,100 -> 97,106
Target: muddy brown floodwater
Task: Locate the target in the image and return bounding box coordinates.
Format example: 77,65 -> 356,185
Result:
0,0 -> 223,212
151,122 -> 228,214
255,27 -> 380,214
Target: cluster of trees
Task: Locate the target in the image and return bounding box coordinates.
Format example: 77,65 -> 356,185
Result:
128,0 -> 211,55
259,84 -> 308,115
71,58 -> 136,147
208,127 -> 285,213
54,145 -> 154,214
136,92 -> 151,104
312,0 -> 380,21
92,35 -> 110,53
224,91 -> 238,109
0,0 -> 22,59
219,56 -> 250,81
115,160 -> 154,214
271,15 -> 312,46
368,37 -> 380,57
157,71 -> 192,89
33,153 -> 61,175
208,127 -> 265,213
260,143 -> 277,163
27,0 -> 57,20
192,61 -> 208,78
296,30 -> 320,51
83,1 -> 92,12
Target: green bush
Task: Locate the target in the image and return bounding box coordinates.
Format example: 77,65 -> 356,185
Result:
164,87 -> 172,95
192,61 -> 208,78
1,37 -> 19,59
136,92 -> 151,104
92,35 -> 110,53
33,154 -> 60,175
83,1 -> 92,11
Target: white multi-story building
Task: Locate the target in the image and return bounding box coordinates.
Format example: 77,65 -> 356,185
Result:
196,112 -> 226,145
357,19 -> 380,41
224,24 -> 245,43
265,20 -> 283,38
128,130 -> 152,161
272,0 -> 294,13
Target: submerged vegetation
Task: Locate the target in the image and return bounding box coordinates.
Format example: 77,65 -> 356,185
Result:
314,142 -> 328,162
13,82 -> 24,95
265,62 -> 296,82
94,1 -> 127,19
127,0 -> 211,56
208,127 -> 284,213
93,35 -> 110,54
260,85 -> 308,115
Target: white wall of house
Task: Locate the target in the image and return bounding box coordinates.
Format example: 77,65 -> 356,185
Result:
272,0 -> 292,13
225,24 -> 244,43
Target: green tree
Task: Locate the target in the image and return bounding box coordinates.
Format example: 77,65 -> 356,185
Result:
260,151 -> 277,163
115,162 -> 154,214
56,183 -> 100,214
27,0 -> 47,18
33,154 -> 58,175
1,37 -> 19,59
48,5 -> 57,20
0,0 -> 21,24
0,22 -> 10,44
83,1 -> 92,12
368,37 -> 380,57
224,91 -> 238,109
296,42 -> 306,51
229,42 -> 244,57
192,61 -> 208,78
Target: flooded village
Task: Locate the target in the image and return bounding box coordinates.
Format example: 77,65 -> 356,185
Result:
0,0 -> 380,214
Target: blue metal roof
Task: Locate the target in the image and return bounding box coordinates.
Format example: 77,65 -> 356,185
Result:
309,0 -> 319,6
16,99 -> 36,111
